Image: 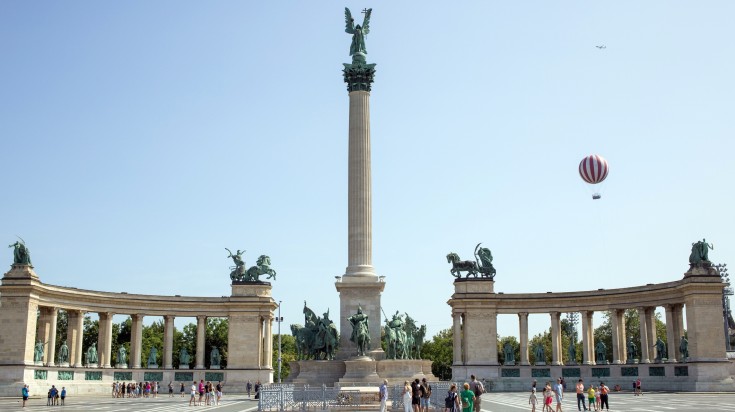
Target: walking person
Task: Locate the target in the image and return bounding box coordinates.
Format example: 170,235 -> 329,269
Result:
468,375 -> 485,412
60,387 -> 66,406
587,386 -> 596,412
379,379 -> 388,412
598,383 -> 609,411
189,381 -> 197,406
420,378 -> 432,412
402,381 -> 412,412
543,382 -> 553,412
180,382 -> 185,397
553,378 -> 564,412
459,383 -> 475,412
411,379 -> 421,412
635,378 -> 641,396
216,381 -> 223,405
529,388 -> 538,412
246,380 -> 252,398
22,384 -> 29,408
444,383 -> 459,412
575,379 -> 587,411
198,380 -> 205,405
168,381 -> 173,397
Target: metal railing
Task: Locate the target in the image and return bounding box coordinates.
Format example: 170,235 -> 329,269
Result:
258,382 -> 450,411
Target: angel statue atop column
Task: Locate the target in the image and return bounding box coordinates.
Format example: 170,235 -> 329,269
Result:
345,8 -> 372,59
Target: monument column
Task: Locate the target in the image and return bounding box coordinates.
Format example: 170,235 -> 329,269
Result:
646,307 -> 657,360
68,310 -> 85,368
195,315 -> 206,369
665,305 -> 678,362
452,313 -> 463,365
638,307 -> 650,363
550,312 -> 562,365
618,310 -> 627,363
519,312 -> 530,365
580,311 -> 591,364
130,314 -> 143,368
164,315 -> 175,369
37,307 -> 55,365
611,309 -> 625,364
98,312 -> 114,368
335,47 -> 385,359
674,304 -> 686,358
263,316 -> 273,368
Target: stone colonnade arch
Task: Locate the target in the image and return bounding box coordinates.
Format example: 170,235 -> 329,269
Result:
448,273 -> 732,391
0,264 -> 276,396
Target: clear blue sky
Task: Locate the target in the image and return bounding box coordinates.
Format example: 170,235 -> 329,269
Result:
1,1 -> 733,341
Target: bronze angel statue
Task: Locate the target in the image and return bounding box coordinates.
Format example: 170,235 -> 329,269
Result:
345,8 -> 372,57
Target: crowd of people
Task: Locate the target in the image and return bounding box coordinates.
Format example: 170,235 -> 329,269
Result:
527,377 -> 611,412
188,380 -> 224,406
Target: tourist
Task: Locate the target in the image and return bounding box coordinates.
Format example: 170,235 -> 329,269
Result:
468,375 -> 484,412
598,382 -> 609,411
575,379 -> 587,411
553,378 -> 564,412
198,379 -> 205,404
594,386 -> 600,411
168,381 -> 173,397
60,387 -> 66,406
411,378 -> 421,412
154,381 -> 159,398
402,380 -> 412,412
180,382 -> 185,397
379,379 -> 388,412
587,386 -> 596,412
189,381 -> 197,406
112,382 -> 117,398
254,381 -> 261,400
444,383 -> 458,412
420,377 -> 432,412
204,381 -> 211,405
543,382 -> 553,412
216,381 -> 223,405
459,382 -> 475,412
246,380 -> 252,398
22,384 -> 29,408
529,387 -> 537,412
635,378 -> 642,396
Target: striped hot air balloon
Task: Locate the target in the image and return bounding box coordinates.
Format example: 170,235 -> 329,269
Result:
578,154 -> 609,199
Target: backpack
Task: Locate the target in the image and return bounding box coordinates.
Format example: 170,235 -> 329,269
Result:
445,391 -> 456,407
423,384 -> 431,398
473,381 -> 485,397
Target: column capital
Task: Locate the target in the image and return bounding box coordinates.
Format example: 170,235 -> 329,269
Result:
343,61 -> 376,92
164,314 -> 175,321
197,315 -> 207,322
518,312 -> 529,318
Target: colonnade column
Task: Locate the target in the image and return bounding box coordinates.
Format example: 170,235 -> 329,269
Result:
618,310 -> 627,363
47,308 -> 58,366
452,313 -> 463,365
69,310 -> 85,368
611,309 -> 625,364
195,315 -> 206,369
164,315 -> 175,369
461,314 -> 469,365
37,307 -> 56,366
519,312 -> 530,365
98,312 -> 113,368
130,314 -> 143,368
665,305 -> 677,362
673,304 -> 685,359
263,316 -> 273,368
581,311 -> 591,364
638,307 -> 650,363
550,312 -> 562,365
488,312 -> 499,365
646,307 -> 657,360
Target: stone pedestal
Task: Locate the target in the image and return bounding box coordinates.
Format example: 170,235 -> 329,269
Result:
211,364 -> 220,370
291,360 -> 346,386
58,362 -> 70,368
87,363 -> 98,368
116,364 -> 127,369
228,282 -> 276,376
147,363 -> 158,369
335,277 -> 385,360
375,359 -> 433,382
339,357 -> 380,384
179,365 -> 189,370
34,361 -> 43,366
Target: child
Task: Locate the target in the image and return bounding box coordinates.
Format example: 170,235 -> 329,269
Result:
595,385 -> 601,411
544,383 -> 553,412
529,387 -> 537,412
587,386 -> 596,411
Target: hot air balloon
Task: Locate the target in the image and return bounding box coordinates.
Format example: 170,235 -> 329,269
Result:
579,154 -> 609,200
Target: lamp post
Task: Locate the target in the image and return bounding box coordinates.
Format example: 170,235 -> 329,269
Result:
714,263 -> 731,351
276,301 -> 284,383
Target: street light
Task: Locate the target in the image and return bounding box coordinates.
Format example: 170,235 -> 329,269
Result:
714,263 -> 731,351
276,301 -> 284,383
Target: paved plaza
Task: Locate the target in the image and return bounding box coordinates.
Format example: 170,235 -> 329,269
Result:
2,392 -> 735,412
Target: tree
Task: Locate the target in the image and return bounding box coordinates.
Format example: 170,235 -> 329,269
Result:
54,310 -> 68,361
141,320 -> 164,366
205,318 -> 228,368
497,336 -> 520,364
421,329 -> 453,380
82,315 -> 99,362
272,334 -> 297,382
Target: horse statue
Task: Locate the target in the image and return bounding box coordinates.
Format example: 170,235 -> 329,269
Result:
413,325 -> 427,359
447,252 -> 479,278
302,302 -> 339,360
246,255 -> 277,282
403,314 -> 417,359
384,312 -> 408,359
290,324 -> 311,360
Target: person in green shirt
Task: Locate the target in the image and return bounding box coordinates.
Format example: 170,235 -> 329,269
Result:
460,383 -> 475,412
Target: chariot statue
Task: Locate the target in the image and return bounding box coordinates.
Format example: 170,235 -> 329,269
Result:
227,248 -> 276,282
447,243 -> 496,279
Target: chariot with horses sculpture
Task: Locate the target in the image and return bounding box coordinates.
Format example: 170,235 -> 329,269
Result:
226,248 -> 276,282
447,242 -> 496,279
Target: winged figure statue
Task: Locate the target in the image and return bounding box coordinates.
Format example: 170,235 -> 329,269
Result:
345,8 -> 372,57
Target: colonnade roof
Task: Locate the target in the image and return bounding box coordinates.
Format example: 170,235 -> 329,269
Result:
448,275 -> 724,314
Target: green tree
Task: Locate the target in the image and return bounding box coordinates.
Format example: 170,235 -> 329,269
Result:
82,315 -> 99,362
142,320 -> 164,366
272,334 -> 297,382
181,323 -> 197,368
205,318 -> 228,368
421,329 -> 453,380
54,310 -> 68,361
497,336 -> 520,364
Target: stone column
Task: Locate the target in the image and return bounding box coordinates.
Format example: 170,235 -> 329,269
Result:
673,304 -> 686,359
37,307 -> 55,365
47,307 -> 58,366
68,310 -> 85,368
452,313 -> 463,365
646,307 -> 657,361
519,312 -> 530,365
461,314 -> 469,365
665,305 -> 677,362
131,314 -> 143,368
164,315 -> 175,369
638,307 -> 650,363
263,316 -> 273,368
611,309 -> 625,364
98,312 -> 113,368
195,315 -> 206,369
488,312 -> 499,365
618,310 -> 627,363
581,311 -> 592,364
550,312 -> 562,365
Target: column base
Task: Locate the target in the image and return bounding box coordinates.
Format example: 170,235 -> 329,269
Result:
179,365 -> 190,370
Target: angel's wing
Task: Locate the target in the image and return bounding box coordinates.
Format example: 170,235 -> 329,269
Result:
362,8 -> 372,35
345,8 -> 355,34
